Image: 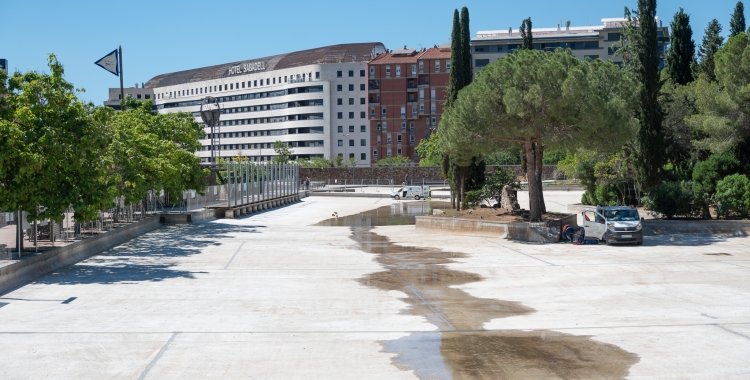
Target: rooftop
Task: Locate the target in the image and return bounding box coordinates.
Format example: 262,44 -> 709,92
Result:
369,45 -> 451,65
144,43 -> 386,88
473,17 -> 667,42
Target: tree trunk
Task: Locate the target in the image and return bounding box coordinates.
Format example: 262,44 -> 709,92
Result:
525,139 -> 542,221
459,168 -> 467,211
534,142 -> 546,214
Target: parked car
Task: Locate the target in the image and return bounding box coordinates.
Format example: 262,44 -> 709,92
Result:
581,206 -> 643,245
390,186 -> 431,200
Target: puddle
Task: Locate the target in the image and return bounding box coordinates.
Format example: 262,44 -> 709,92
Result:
314,202 -> 451,227
704,253 -> 732,256
319,206 -> 639,379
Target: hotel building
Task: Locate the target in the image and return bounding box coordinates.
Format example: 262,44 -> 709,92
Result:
142,43 -> 386,164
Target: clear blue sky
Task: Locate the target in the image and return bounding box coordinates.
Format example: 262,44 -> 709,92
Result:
2,0 -> 743,104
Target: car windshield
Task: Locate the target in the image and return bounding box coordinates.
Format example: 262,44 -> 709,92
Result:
604,209 -> 639,221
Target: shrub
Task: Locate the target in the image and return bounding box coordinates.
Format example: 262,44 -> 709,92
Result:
464,189 -> 484,209
581,183 -> 630,206
715,174 -> 750,219
642,181 -> 699,219
692,151 -> 741,217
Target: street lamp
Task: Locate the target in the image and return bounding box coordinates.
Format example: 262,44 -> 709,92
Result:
341,133 -> 350,166
200,97 -> 221,163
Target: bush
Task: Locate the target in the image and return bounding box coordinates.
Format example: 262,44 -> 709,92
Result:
642,181 -> 699,219
464,189 -> 483,209
581,183 -> 629,206
692,151 -> 741,217
715,174 -> 750,219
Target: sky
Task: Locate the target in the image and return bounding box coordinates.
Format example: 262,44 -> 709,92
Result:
1,0 -> 743,104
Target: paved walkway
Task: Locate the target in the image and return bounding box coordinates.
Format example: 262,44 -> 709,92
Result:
0,194 -> 748,378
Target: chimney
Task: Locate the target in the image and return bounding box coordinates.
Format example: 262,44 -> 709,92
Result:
566,20 -> 571,33
508,27 -> 512,36
135,83 -> 138,88
557,24 -> 561,33
404,45 -> 407,49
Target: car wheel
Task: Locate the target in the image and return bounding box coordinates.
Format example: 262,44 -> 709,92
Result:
604,232 -> 610,245
394,195 -> 400,200
636,241 -> 642,246
415,195 -> 421,200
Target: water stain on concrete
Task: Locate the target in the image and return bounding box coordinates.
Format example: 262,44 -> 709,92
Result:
704,253 -> 732,256
320,205 -> 639,379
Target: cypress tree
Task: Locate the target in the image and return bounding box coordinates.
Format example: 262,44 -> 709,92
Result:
666,8 -> 696,85
520,18 -> 533,50
445,9 -> 462,108
632,0 -> 665,190
460,7 -> 472,86
730,1 -> 746,37
698,19 -> 724,82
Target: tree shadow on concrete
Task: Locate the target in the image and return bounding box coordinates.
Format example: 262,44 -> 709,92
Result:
34,222 -> 261,286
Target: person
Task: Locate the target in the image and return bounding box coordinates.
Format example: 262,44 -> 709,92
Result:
562,224 -> 576,243
305,177 -> 310,190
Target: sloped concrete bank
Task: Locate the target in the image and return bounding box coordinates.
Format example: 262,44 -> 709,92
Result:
0,216 -> 162,295
644,219 -> 750,236
416,214 -> 578,243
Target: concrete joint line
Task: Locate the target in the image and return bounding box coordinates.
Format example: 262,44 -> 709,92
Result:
223,242 -> 246,270
714,324 -> 750,340
484,239 -> 557,266
138,332 -> 180,380
390,269 -> 456,331
723,261 -> 750,270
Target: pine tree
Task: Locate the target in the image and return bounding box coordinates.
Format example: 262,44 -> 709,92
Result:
730,1 -> 746,37
628,0 -> 665,190
698,19 -> 724,82
666,8 -> 696,85
520,18 -> 533,50
445,9 -> 461,108
460,7 -> 472,86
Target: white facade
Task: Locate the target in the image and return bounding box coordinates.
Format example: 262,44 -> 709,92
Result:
146,44 -> 385,165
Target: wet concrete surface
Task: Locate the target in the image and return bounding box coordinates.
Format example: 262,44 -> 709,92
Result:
319,204 -> 639,379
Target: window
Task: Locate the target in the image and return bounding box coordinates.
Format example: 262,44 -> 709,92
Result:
349,98 -> 354,105
446,61 -> 451,72
370,108 -> 375,118
475,59 -> 490,67
418,61 -> 424,73
387,149 -> 392,157
360,111 -> 366,118
316,72 -> 320,79
349,139 -> 354,147
385,66 -> 391,77
387,135 -> 392,144
435,61 -> 440,72
361,153 -> 367,160
382,122 -> 387,131
348,70 -> 354,77
583,41 -> 600,49
397,148 -> 402,155
360,139 -> 366,146
361,125 -> 366,132
411,65 -> 416,76
349,125 -> 355,133
419,89 -> 424,99
376,122 -> 381,131
337,112 -> 343,119
360,83 -> 365,90
254,80 -> 257,86
337,98 -> 343,105
400,107 -> 406,117
382,108 -> 387,117
273,78 -> 276,84
360,69 -> 365,77
338,140 -> 343,146
373,150 -> 378,158
401,122 -> 406,131
410,122 -> 414,131
348,112 -> 354,119
412,106 -> 417,117
370,66 -> 375,77
397,135 -> 402,144
410,135 -> 415,144
348,84 -> 354,91
431,117 -> 437,125
396,65 -> 401,77
360,98 -> 366,105
337,84 -> 343,91
337,70 -> 343,77
419,104 -> 424,114
608,32 -> 621,41
431,89 -> 436,98
431,102 -> 436,113
137,94 -> 142,99
338,126 -> 343,133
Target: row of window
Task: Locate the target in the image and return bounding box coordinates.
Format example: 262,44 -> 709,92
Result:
473,40 -> 601,54
337,125 -> 367,133
370,103 -> 437,118
372,61 -> 451,78
373,118 -> 436,132
158,72 -> 321,100
372,148 -> 409,159
374,134 -> 416,145
337,139 -> 368,147
335,153 -> 368,161
337,111 -> 367,119
337,70 -> 366,78
219,99 -> 323,116
336,83 -> 365,91
205,127 -> 324,140
337,97 -> 367,105
204,140 -> 325,151
161,85 -> 324,109
219,113 -> 323,126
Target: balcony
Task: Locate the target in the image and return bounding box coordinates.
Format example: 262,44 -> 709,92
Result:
369,96 -> 380,105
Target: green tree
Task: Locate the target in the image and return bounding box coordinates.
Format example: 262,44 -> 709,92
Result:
375,156 -> 410,167
272,140 -> 293,163
460,7 -> 472,88
415,132 -> 442,166
697,19 -> 724,81
445,9 -> 462,108
730,1 -> 746,37
0,54 -> 112,223
520,18 -> 533,50
623,0 -> 666,190
666,8 -> 696,85
715,173 -> 750,218
441,49 -> 638,221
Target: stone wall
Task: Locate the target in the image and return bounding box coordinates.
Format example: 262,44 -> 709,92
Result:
299,165 -> 558,184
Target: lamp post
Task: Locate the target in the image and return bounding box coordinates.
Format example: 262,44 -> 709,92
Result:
341,133 -> 349,166
200,97 -> 222,163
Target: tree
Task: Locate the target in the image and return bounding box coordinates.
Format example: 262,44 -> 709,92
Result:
666,8 -> 696,85
441,49 -> 637,221
0,54 -> 112,223
698,19 -> 725,81
375,156 -> 410,167
520,18 -> 533,50
623,0 -> 666,190
272,140 -> 293,163
445,9 -> 462,108
415,132 -> 442,166
730,1 -> 746,37
460,7 -> 472,89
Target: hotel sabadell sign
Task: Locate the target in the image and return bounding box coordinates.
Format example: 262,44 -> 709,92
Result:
227,61 -> 267,76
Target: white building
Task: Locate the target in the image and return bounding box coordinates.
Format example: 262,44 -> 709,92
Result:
144,43 -> 386,164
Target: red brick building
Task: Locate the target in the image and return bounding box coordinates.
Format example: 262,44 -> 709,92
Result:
367,44 -> 451,164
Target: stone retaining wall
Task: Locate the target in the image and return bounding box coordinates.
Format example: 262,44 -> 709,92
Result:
415,213 -> 577,244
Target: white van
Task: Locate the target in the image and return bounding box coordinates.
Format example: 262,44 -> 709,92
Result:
581,206 -> 644,245
390,186 -> 430,200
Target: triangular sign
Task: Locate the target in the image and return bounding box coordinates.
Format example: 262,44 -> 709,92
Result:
95,49 -> 119,76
